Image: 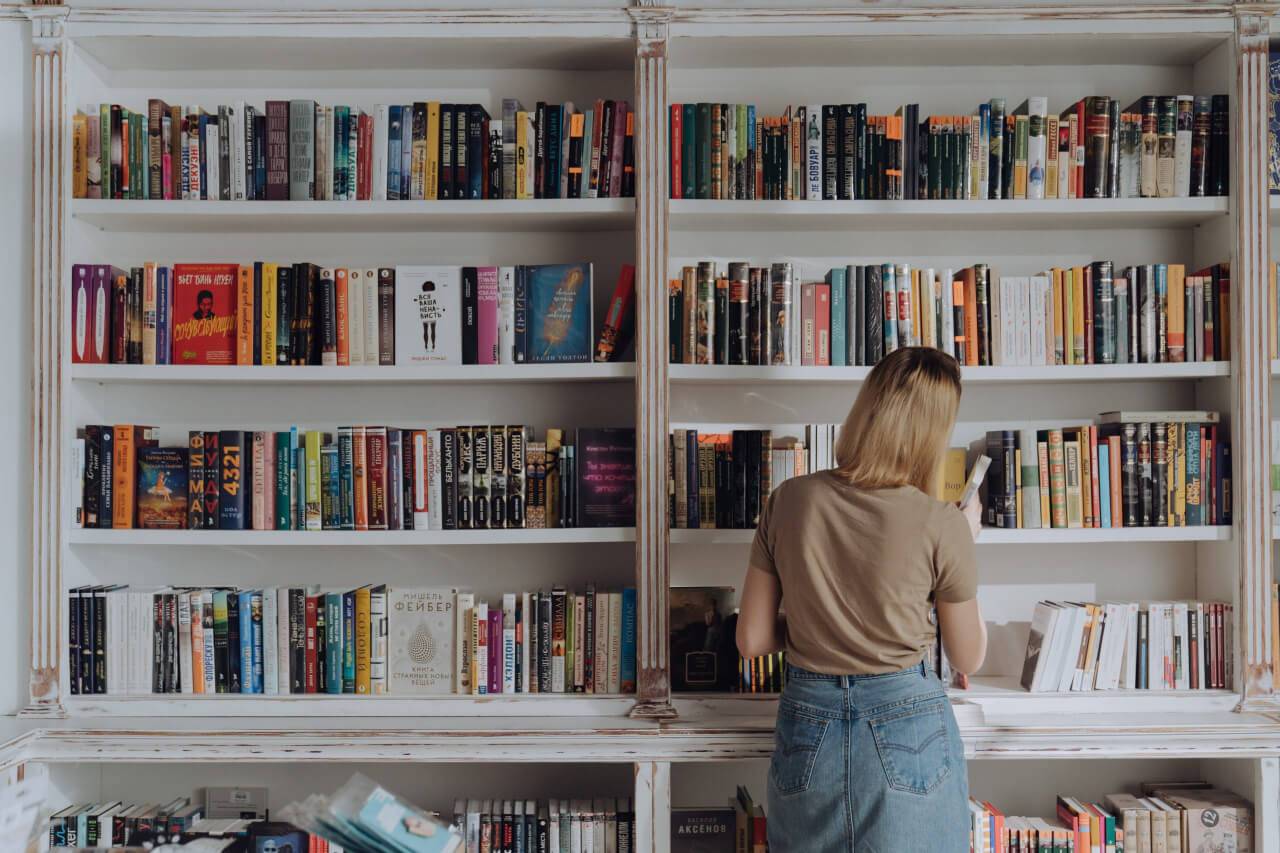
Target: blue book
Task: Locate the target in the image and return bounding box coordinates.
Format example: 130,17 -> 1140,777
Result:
746,105 -> 756,197
325,593 -> 343,694
1098,444 -> 1112,528
1155,265 -> 1168,360
156,266 -> 170,365
881,263 -> 898,353
197,113 -> 210,198
620,587 -> 637,693
388,105 -> 403,200
525,263 -> 592,363
250,590 -> 263,693
1271,48 -> 1280,192
238,590 -> 257,694
342,590 -> 356,693
828,267 -> 847,366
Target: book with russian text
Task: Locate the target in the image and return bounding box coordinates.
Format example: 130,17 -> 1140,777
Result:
525,263 -> 593,363
172,263 -> 237,364
394,265 -> 462,364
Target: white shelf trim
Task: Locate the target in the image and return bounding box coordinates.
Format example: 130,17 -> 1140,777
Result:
670,527 -> 1230,545
71,364 -> 636,385
63,694 -> 637,718
68,528 -> 637,546
669,363 -> 1230,384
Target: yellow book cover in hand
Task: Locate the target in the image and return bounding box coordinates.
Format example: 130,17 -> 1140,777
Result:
934,447 -> 967,503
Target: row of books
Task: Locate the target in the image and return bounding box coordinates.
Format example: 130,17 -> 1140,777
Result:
66,584 -> 638,697
968,784 -> 1252,853
981,411 -> 1230,529
72,425 -> 636,532
70,261 -> 630,367
448,798 -> 635,853
1019,599 -> 1234,693
72,98 -> 636,201
668,429 -> 809,530
670,786 -> 766,853
669,96 -> 1231,201
669,260 -> 1230,369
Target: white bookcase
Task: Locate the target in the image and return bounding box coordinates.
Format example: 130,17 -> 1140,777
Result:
9,2 -> 1280,851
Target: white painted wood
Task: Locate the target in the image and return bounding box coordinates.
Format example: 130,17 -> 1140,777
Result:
670,363 -> 1232,384
72,198 -> 636,233
671,197 -> 1229,231
633,761 -> 670,853
671,527 -> 1231,545
71,363 -> 636,385
67,527 -> 637,546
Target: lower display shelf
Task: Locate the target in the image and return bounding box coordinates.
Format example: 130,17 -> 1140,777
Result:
60,693 -> 637,717
67,528 -> 637,545
670,526 -> 1231,544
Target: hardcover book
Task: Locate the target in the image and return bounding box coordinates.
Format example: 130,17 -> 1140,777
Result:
575,428 -> 636,527
525,263 -> 593,363
670,587 -> 736,692
172,263 -> 237,364
671,808 -> 735,853
135,447 -> 188,529
394,265 -> 462,364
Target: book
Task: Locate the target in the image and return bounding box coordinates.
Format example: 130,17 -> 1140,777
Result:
171,263 -> 237,364
394,265 -> 462,364
135,447 -> 187,529
524,263 -> 593,363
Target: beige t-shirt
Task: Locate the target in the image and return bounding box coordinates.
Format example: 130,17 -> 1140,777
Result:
750,470 -> 978,675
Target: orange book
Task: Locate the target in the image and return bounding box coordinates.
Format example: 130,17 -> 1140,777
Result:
911,270 -> 924,346
1168,263 -> 1186,363
962,268 -> 978,366
236,265 -> 254,365
1108,435 -> 1122,528
352,425 -> 369,531
335,268 -> 350,366
1071,265 -> 1086,364
982,801 -> 1007,853
112,425 -> 139,528
952,279 -> 966,357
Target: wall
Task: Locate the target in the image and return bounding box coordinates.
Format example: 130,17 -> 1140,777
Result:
0,13 -> 32,717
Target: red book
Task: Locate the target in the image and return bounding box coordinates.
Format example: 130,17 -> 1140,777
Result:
800,282 -> 816,365
304,595 -> 318,693
670,104 -> 683,199
815,282 -> 831,366
594,263 -> 636,363
172,263 -> 237,364
71,264 -> 93,363
1074,100 -> 1086,198
366,426 -> 388,530
1056,797 -> 1089,853
358,112 -> 373,200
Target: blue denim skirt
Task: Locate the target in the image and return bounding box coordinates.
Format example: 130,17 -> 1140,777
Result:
766,662 -> 969,853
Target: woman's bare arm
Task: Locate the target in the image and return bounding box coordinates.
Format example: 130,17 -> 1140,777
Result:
737,566 -> 786,659
937,597 -> 987,675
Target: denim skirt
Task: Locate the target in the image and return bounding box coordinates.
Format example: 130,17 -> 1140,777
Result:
766,662 -> 969,853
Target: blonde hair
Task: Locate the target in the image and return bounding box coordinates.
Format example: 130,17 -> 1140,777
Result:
833,347 -> 962,493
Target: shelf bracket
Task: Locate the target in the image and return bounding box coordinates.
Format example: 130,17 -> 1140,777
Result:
20,2 -> 70,718
629,6 -> 678,721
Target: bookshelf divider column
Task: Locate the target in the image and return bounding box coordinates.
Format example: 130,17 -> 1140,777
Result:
21,3 -> 69,717
1233,10 -> 1276,708
629,5 -> 677,720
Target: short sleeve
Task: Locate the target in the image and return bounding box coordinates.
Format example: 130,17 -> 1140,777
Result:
749,485 -> 779,577
933,504 -> 978,602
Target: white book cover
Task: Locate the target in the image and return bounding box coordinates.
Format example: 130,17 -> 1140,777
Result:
232,101 -> 247,201
1026,96 -> 1047,199
1120,602 -> 1139,690
1018,428 -> 1041,530
272,588 -> 287,695
1029,275 -> 1049,365
104,589 -> 120,695
347,269 -> 365,366
593,592 -> 611,693
1057,137 -> 1070,200
395,265 -> 462,364
71,437 -> 84,528
1015,277 -> 1032,366
521,591 -> 533,693
549,801 -> 560,853
1148,603 -> 1167,690
1174,95 -> 1192,198
1195,602 -> 1207,689
387,587 -> 454,694
498,266 -> 516,364
465,802 -> 480,851
1054,604 -> 1087,692
412,430 -> 429,529
1021,601 -> 1056,691
1092,603 -> 1121,690
806,104 -> 822,200
370,587 -> 388,694
502,593 -> 517,694
262,587 -> 278,696
373,104 -> 389,201
205,120 -> 220,200
454,591 -> 474,694
939,268 -> 955,358
315,107 -> 328,201
129,591 -> 147,695
427,429 -> 443,531
363,267 -> 379,364
202,590 -> 216,695
177,592 -> 193,693
991,276 -> 1008,365
1172,601 -> 1190,690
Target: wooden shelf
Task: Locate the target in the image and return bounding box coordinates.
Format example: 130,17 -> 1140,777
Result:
62,694 -> 637,718
671,527 -> 1229,545
71,363 -> 636,385
68,528 -> 636,546
70,199 -> 636,233
669,363 -> 1230,385
669,197 -> 1229,232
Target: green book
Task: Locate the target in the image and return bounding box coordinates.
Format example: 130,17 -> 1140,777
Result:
99,104 -> 112,199
275,431 -> 292,530
827,267 -> 847,367
682,104 -> 696,200
342,589 -> 356,693
305,429 -> 323,531
325,593 -> 343,694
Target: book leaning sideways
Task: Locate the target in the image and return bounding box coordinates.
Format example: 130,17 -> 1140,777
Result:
281,773 -> 463,852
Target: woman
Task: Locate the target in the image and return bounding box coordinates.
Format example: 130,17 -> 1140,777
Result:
737,346 -> 986,853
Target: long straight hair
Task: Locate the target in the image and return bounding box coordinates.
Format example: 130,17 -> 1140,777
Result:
833,347 -> 962,493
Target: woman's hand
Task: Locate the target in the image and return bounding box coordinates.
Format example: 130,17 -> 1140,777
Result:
961,498 -> 982,541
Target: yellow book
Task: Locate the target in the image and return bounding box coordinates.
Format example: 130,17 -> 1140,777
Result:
1168,264 -> 1186,363
1076,427 -> 1093,528
1071,266 -> 1085,365
1052,268 -> 1065,365
1044,115 -> 1059,199
237,265 -> 254,366
1174,422 -> 1187,526
1014,447 -> 1023,528
912,270 -> 923,346
425,102 -> 441,200
355,585 -> 372,694
934,447 -> 967,502
73,113 -> 88,198
515,111 -> 530,200
261,263 -> 277,366
1061,268 -> 1074,365
1037,441 -> 1051,527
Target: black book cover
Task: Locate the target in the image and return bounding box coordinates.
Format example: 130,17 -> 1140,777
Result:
745,430 -> 761,529
599,101 -> 617,200
1092,260 -> 1115,364
226,591 -> 241,692
243,104 -> 256,200
671,808 -> 735,853
152,593 -> 165,693
490,427 -> 506,529
454,105 -> 470,200
441,428 -> 457,530
163,592 -> 178,693
670,587 -> 736,691
731,431 -> 747,529
219,430 -> 247,530
378,268 -> 396,366
747,267 -> 764,366
319,267 -> 336,365
622,108 -> 635,197
1137,422 -> 1153,526
506,426 -> 525,529
487,116 -> 503,200
865,264 -> 884,364
254,113 -> 267,198
1001,117 -> 1015,199
1083,96 -> 1111,199
669,278 -> 683,364
853,104 -> 867,200
974,264 -> 991,366
1154,423 -> 1169,527
474,426 -> 491,530
538,592 -> 553,692
822,105 -> 838,200
203,431 -> 220,529
315,599 -> 327,691
401,433 -> 416,530
1107,97 -> 1120,199
1209,94 -> 1229,196
575,427 -> 636,527
728,262 -> 749,366
713,276 -> 728,365
275,265 -> 292,365
694,102 -> 710,199
289,588 -> 306,693
534,102 -> 548,199
439,102 -> 454,200
546,105 -> 563,199
461,266 -> 479,364
84,425 -> 103,528
68,588 -> 81,694
252,262 -> 263,365
456,426 -> 473,529
467,104 -> 488,200
86,586 -> 100,693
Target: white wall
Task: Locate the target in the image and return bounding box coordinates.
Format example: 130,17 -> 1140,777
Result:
0,14 -> 33,717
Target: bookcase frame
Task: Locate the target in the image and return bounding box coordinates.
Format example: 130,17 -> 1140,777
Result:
14,0 -> 1280,848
